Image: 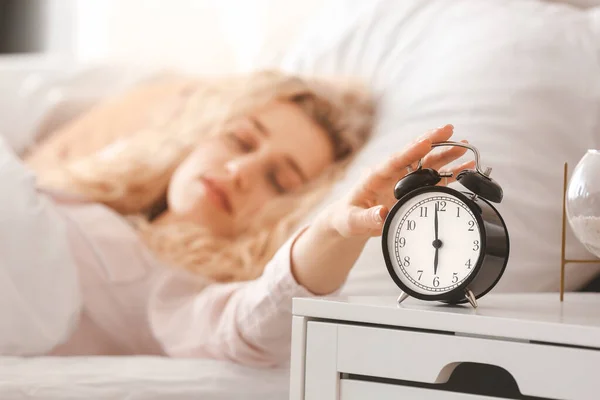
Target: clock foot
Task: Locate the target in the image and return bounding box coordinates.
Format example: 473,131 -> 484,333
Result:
397,292 -> 409,305
465,289 -> 478,309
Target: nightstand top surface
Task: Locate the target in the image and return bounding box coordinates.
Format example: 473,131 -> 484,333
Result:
293,293 -> 600,348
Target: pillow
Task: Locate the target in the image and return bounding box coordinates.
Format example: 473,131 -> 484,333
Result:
0,62 -> 163,155
272,0 -> 600,295
549,0 -> 600,8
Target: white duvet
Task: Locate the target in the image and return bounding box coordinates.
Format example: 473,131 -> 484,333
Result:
0,356 -> 289,400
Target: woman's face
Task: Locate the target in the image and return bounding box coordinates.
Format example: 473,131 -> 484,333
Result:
167,101 -> 334,237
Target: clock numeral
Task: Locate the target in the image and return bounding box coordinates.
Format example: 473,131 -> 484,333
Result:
473,240 -> 480,251
433,276 -> 440,287
468,220 -> 475,231
436,201 -> 447,212
403,256 -> 411,267
456,207 -> 460,218
452,272 -> 458,283
407,220 -> 416,231
419,207 -> 428,218
465,259 -> 472,269
417,270 -> 423,280
398,237 -> 406,248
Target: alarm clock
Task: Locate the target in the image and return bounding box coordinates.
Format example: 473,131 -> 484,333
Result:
382,141 -> 509,308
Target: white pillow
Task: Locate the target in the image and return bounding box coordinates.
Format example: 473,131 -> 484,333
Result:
0,62 -> 162,155
274,0 -> 600,295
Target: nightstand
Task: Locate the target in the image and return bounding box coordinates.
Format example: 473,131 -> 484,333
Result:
289,293 -> 600,400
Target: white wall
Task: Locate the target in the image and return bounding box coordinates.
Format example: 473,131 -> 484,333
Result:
71,0 -> 327,74
42,0 -> 76,57
3,0 -> 327,73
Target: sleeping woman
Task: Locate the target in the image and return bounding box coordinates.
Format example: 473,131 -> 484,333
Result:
0,70 -> 471,365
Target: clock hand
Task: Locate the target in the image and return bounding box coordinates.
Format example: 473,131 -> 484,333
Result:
431,203 -> 445,275
434,203 -> 439,275
434,203 -> 439,241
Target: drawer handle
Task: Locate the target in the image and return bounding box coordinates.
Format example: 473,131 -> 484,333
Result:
440,362 -> 530,399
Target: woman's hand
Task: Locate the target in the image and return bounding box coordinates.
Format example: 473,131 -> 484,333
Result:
321,124 -> 474,239
291,124 -> 475,295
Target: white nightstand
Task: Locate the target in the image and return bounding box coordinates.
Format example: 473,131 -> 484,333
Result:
289,293 -> 600,400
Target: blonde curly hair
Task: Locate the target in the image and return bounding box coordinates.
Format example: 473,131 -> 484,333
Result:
26,70 -> 375,282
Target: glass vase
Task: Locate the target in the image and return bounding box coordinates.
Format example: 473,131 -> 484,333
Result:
566,149 -> 600,258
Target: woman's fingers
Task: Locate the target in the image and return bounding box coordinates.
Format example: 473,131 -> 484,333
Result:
364,138 -> 433,191
372,124 -> 456,182
423,140 -> 469,171
349,124 -> 460,209
406,124 -> 455,170
342,205 -> 389,237
339,124 -> 479,240
416,124 -> 454,144
344,160 -> 477,238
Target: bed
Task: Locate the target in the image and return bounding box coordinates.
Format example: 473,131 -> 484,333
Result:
0,356 -> 289,399
1,0 -> 600,399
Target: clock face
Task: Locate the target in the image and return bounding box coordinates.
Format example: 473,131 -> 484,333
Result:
385,190 -> 483,295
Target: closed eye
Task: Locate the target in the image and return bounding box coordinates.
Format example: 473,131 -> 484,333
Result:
227,132 -> 255,153
268,165 -> 305,195
268,170 -> 287,194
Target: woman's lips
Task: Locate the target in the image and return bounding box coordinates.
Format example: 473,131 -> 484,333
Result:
200,177 -> 233,215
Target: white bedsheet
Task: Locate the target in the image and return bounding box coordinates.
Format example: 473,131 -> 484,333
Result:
0,356 -> 290,400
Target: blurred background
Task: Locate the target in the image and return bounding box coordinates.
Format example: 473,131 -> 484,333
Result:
0,0 -> 327,74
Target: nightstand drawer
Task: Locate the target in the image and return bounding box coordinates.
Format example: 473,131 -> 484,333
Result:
340,380 -> 505,400
334,323 -> 600,399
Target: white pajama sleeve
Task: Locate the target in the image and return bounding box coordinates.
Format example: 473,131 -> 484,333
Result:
0,136 -> 81,355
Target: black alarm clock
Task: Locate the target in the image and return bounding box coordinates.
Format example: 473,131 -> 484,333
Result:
382,141 -> 509,308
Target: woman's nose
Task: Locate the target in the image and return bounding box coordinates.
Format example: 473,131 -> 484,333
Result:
225,155 -> 263,192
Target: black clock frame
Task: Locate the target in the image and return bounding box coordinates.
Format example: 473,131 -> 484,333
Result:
382,186 -> 510,305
